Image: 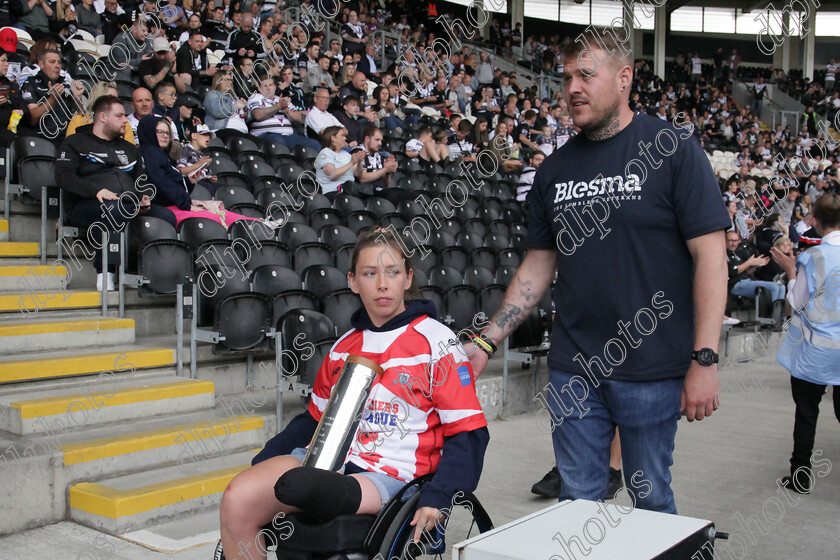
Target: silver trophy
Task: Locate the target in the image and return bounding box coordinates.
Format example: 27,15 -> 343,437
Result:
302,355 -> 383,471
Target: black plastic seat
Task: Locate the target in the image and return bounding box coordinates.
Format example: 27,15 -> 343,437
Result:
308,208 -> 344,231
227,136 -> 262,155
366,197 -> 396,218
303,193 -> 333,216
464,266 -> 494,290
274,162 -> 306,183
495,265 -> 517,286
294,242 -> 333,273
334,243 -> 355,272
215,186 -> 256,208
345,210 -> 376,234
410,249 -> 438,277
251,265 -> 303,298
244,240 -> 290,270
420,286 -> 445,318
190,183 -> 212,200
321,289 -> 361,335
446,285 -> 479,330
463,218 -> 487,238
215,292 -> 270,351
276,309 -> 337,383
278,223 -> 320,247
428,231 -> 456,255
498,248 -> 522,268
440,246 -> 468,273
478,206 -> 501,224
379,212 -> 407,231
196,264 -> 252,326
486,234 -> 510,253
195,240 -> 241,270
302,264 -> 348,301
126,216 -> 177,274
137,239 -> 192,295
271,287 -> 318,320
177,217 -> 228,251
487,220 -> 511,239
319,225 -> 357,248
240,160 -> 276,182
332,193 -> 366,217
429,265 -> 462,292
480,284 -> 506,317
397,200 -> 425,220
471,247 -> 497,271
411,267 -> 428,287
293,144 -> 319,163
229,219 -> 276,246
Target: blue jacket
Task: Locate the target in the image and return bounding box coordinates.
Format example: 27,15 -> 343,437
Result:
137,115 -> 192,211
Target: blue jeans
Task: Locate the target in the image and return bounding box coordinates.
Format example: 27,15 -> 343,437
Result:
383,116 -> 405,133
732,278 -> 785,301
258,132 -> 320,152
546,369 -> 684,513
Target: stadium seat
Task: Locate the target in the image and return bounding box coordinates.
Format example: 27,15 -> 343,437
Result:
319,225 -> 357,248
195,240 -> 242,270
428,231 -> 456,254
191,183 -> 212,200
214,186 -> 256,209
230,219 -> 276,246
345,210 -> 377,234
279,223 -> 319,246
396,200 -> 425,220
177,217 -> 228,251
302,264 -> 348,301
440,246 -> 468,273
498,249 -> 522,268
464,266 -> 495,290
271,289 -> 319,325
244,240 -> 290,271
137,239 -> 193,295
227,136 -> 262,156
332,193 -> 366,216
411,267 -> 428,287
334,243 -> 355,271
293,144 -> 319,164
274,162 -> 306,183
455,231 -> 483,252
487,220 -> 511,239
420,286 -> 445,318
322,289 -> 361,335
235,152 -> 267,167
251,265 -> 303,299
308,208 -> 344,231
303,193 -> 333,215
256,188 -> 286,210
410,248 -> 438,276
436,218 -> 461,238
486,234 -> 510,253
196,264 -> 252,326
429,266 -> 462,292
126,216 -> 177,274
214,292 -> 270,352
495,266 -> 517,286
293,242 -> 333,273
240,161 -> 276,182
480,285 -> 506,318
471,247 -> 497,271
446,285 -> 480,330
463,218 -> 487,238
276,309 -> 337,385
379,212 -> 407,231
366,197 -> 396,217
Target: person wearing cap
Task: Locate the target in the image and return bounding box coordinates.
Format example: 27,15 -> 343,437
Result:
139,36 -> 187,94
20,48 -> 77,142
0,47 -> 27,147
177,122 -> 217,194
0,28 -> 26,85
176,30 -> 217,92
112,15 -> 152,83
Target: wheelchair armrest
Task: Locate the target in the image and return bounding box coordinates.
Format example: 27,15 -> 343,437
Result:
363,473 -> 434,553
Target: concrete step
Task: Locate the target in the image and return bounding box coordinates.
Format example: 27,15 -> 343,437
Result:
0,376 -> 214,435
0,264 -> 67,292
0,218 -> 7,242
1,290 -> 102,314
0,345 -> 175,383
69,449 -> 257,534
59,411 -> 271,483
0,316 -> 135,353
0,241 -> 38,257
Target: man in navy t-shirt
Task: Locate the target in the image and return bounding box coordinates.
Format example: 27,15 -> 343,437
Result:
467,30 -> 730,514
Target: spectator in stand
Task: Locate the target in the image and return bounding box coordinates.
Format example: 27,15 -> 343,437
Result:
66,81 -> 134,143
137,114 -> 272,228
750,77 -> 766,119
152,81 -> 182,139
370,84 -> 404,134
20,49 -> 78,142
247,74 -> 319,150
177,30 -> 218,92
726,231 -> 785,328
314,125 -> 365,199
204,72 -> 249,134
356,125 -> 399,200
177,122 -> 218,195
405,127 -> 446,164
177,14 -> 204,46
99,0 -> 122,43
296,41 -> 320,82
357,43 -> 379,80
305,87 -> 342,137
119,84 -> 153,140
112,15 -> 152,82
75,0 -> 101,36
489,120 -> 519,168
276,65 -> 307,112
51,0 -> 78,40
340,10 -> 367,57
0,49 -> 25,147
510,148 -> 540,203
15,0 -> 54,39
226,13 -> 263,61
515,109 -> 540,154
446,119 -> 476,162
56,95 -> 176,291
140,37 -> 187,94
475,52 -> 494,86
332,94 -> 364,147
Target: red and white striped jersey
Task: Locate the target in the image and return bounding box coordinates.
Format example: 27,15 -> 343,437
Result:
308,315 -> 487,482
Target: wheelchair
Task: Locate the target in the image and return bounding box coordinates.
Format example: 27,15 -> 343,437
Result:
214,473 -> 494,560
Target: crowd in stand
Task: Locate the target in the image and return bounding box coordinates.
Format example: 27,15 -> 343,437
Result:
0,0 -> 835,315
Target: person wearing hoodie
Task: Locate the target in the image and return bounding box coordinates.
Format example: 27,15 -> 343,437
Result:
55,95 -> 176,291
218,227 -> 490,560
136,114 -> 271,229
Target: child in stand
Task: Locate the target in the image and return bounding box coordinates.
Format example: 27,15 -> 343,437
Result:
218,227 -> 490,560
177,123 -> 219,195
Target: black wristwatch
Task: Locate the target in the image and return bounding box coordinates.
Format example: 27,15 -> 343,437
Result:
692,348 -> 719,366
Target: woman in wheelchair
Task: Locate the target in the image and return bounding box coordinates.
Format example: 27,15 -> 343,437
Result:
219,227 -> 491,559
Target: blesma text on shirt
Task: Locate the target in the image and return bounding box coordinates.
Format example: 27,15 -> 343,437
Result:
552,173 -> 642,205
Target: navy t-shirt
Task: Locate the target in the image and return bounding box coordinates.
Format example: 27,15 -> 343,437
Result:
525,112 -> 730,381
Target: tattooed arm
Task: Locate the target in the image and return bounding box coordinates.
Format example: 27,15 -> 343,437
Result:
467,249 -> 557,378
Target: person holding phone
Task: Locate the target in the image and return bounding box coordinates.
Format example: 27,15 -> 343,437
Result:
357,125 -> 401,201
314,126 -> 365,199
177,122 -> 218,194
0,50 -> 26,147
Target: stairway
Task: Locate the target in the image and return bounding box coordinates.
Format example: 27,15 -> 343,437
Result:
0,201 -> 275,538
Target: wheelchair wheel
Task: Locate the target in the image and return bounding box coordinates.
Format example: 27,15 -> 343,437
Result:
375,491 -> 492,560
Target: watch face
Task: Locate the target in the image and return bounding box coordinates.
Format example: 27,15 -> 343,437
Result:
697,348 -> 717,366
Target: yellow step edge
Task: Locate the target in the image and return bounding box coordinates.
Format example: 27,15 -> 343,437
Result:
0,220 -> 8,233
62,415 -> 263,465
10,379 -> 214,420
0,265 -> 67,277
0,317 -> 134,339
0,291 -> 101,313
69,463 -> 249,519
0,242 -> 39,257
0,348 -> 175,383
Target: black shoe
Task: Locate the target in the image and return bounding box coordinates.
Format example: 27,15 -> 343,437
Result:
607,467 -> 623,498
781,471 -> 812,494
531,466 -> 562,497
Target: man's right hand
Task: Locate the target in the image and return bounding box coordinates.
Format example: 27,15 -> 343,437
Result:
96,188 -> 119,202
750,254 -> 770,267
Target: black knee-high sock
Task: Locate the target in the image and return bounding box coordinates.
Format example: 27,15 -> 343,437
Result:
274,467 -> 363,522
